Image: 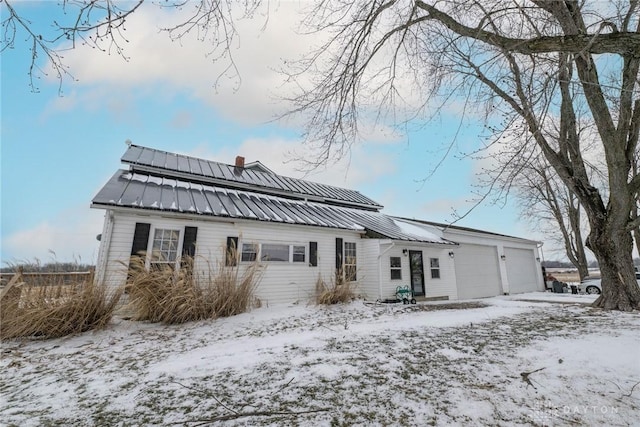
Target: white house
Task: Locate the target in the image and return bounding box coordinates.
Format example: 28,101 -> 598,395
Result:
91,144 -> 544,305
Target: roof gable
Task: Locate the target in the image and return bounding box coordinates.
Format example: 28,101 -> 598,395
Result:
121,145 -> 383,211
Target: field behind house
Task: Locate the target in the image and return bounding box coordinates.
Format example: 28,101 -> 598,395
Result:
2,293 -> 639,426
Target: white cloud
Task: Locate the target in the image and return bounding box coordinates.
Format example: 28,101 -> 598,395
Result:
49,2 -> 313,125
2,208 -> 104,265
183,135 -> 399,189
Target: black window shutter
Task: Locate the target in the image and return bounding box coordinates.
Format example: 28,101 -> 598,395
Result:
182,227 -> 198,258
309,241 -> 318,267
181,226 -> 198,269
226,236 -> 239,266
128,222 -> 151,276
335,237 -> 343,270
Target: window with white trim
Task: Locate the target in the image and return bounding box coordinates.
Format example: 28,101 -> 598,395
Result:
390,256 -> 402,280
150,228 -> 180,270
292,245 -> 306,263
241,243 -> 258,262
241,242 -> 308,263
344,241 -> 357,281
430,257 -> 440,279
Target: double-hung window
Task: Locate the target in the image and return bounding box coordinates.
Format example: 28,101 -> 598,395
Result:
344,242 -> 357,281
292,245 -> 306,263
241,243 -> 258,262
150,228 -> 180,270
430,257 -> 440,279
390,256 -> 402,280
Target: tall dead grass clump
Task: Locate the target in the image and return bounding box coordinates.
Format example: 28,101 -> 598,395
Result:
0,271 -> 122,340
125,254 -> 262,324
315,268 -> 357,305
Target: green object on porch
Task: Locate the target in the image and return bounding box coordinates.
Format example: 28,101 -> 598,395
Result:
395,286 -> 416,304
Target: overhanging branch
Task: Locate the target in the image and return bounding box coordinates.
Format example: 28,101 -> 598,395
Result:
415,1 -> 640,56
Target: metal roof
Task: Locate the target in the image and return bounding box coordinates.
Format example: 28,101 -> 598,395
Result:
393,216 -> 541,244
92,170 -> 456,245
121,144 -> 383,211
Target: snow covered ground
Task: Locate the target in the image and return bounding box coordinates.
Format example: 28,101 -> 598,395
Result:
1,292 -> 639,426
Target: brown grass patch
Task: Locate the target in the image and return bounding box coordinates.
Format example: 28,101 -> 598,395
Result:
125,254 -> 263,324
409,301 -> 489,311
0,276 -> 122,340
315,269 -> 357,305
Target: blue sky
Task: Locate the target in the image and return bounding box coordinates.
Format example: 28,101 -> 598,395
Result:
1,1 -> 550,265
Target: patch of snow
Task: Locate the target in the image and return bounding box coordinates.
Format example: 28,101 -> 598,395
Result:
2,295 -> 638,427
393,218 -> 445,242
162,178 -> 177,187
147,175 -> 163,186
130,173 -> 149,183
176,180 -> 191,190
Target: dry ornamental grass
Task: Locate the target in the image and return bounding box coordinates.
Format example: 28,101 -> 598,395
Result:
125,253 -> 263,324
0,273 -> 122,340
315,268 -> 358,305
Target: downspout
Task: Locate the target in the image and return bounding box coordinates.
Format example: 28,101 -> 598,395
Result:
96,210 -> 114,285
377,242 -> 396,300
536,241 -> 545,289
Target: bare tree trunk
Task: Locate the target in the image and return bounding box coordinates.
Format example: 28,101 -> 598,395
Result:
566,201 -> 589,280
588,222 -> 640,310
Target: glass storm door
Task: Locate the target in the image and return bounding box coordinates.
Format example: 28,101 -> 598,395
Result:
409,250 -> 425,296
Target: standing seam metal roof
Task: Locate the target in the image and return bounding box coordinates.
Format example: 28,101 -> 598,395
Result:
92,170 -> 456,245
121,145 -> 383,210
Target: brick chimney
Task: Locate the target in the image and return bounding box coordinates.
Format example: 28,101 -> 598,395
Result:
235,156 -> 245,168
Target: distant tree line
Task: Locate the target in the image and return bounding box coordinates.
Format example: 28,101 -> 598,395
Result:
543,259 -> 640,270
0,262 -> 95,274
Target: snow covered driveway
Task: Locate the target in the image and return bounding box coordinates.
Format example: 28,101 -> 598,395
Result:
2,293 -> 639,426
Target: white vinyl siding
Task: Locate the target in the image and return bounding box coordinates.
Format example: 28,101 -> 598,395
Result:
98,211 -> 362,305
373,245 -> 457,301
96,210 -> 540,304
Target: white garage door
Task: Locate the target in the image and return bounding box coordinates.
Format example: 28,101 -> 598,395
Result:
455,244 -> 502,299
504,247 -> 540,294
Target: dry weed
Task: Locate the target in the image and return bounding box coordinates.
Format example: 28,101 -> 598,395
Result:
125,253 -> 263,324
315,269 -> 357,305
0,275 -> 122,340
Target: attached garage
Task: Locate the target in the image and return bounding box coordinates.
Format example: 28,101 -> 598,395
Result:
399,218 -> 544,300
454,243 -> 502,299
504,247 -> 542,294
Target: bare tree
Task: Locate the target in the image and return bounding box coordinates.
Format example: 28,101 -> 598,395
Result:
1,0 -> 264,92
515,159 -> 590,281
3,1 -> 640,309
286,0 -> 640,310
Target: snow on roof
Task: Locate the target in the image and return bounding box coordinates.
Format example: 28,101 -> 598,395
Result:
392,218 -> 443,242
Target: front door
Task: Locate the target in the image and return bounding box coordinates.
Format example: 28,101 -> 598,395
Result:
409,250 -> 425,297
